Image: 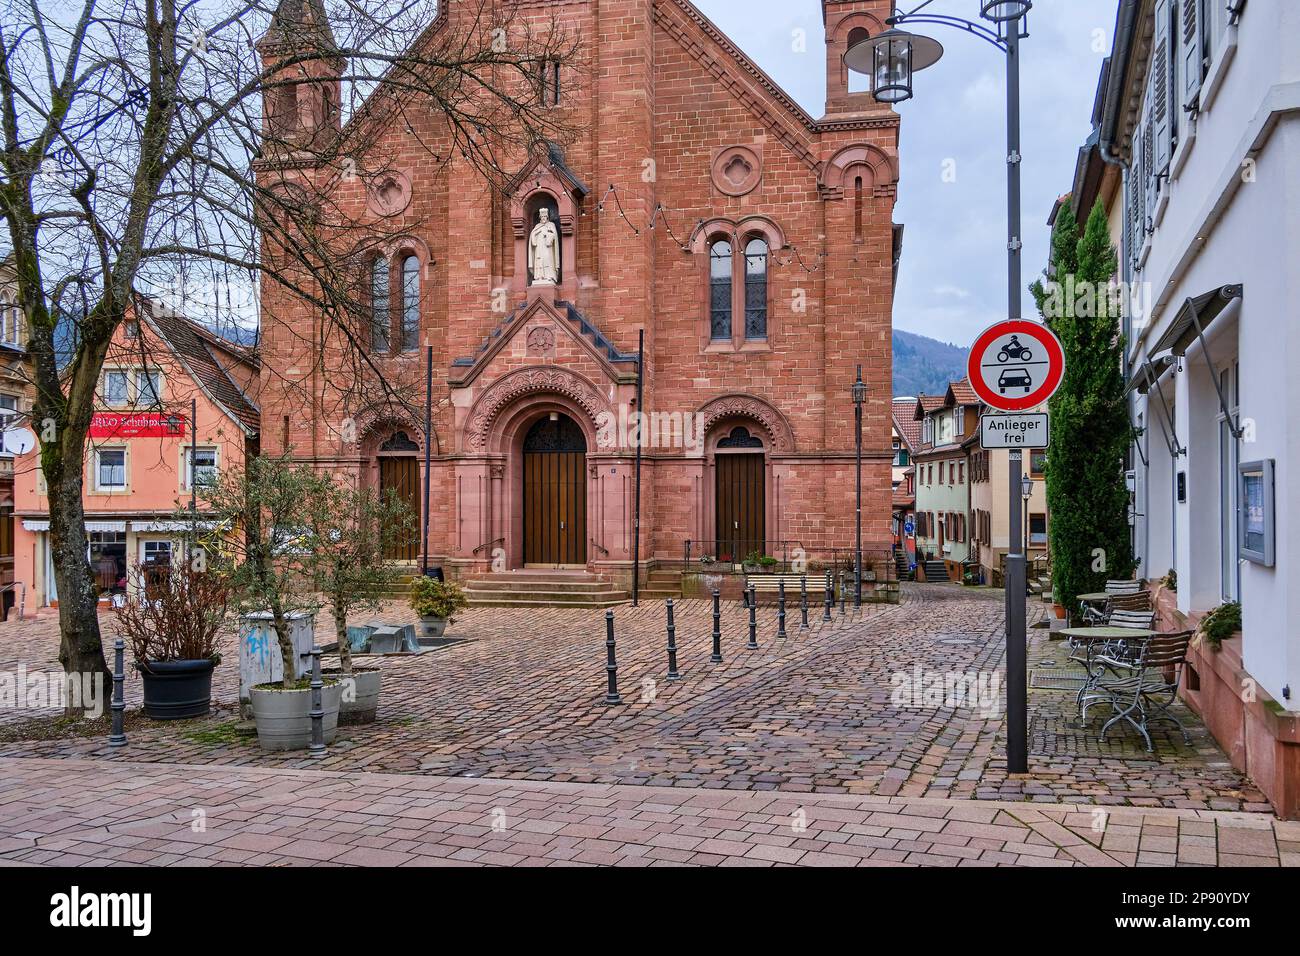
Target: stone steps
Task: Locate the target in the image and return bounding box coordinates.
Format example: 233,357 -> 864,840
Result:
463,570 -> 629,608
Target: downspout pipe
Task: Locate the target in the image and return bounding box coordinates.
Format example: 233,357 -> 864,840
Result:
1099,0 -> 1140,165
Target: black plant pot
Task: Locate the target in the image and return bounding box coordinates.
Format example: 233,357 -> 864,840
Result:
137,659 -> 216,720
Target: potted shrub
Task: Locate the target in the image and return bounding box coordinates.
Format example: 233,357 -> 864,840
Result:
202,455 -> 342,750
114,562 -> 229,719
758,555 -> 778,572
698,554 -> 717,570
410,577 -> 469,639
742,550 -> 763,574
305,477 -> 415,724
1199,601 -> 1241,652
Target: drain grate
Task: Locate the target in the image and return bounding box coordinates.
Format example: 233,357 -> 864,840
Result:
1029,669 -> 1087,691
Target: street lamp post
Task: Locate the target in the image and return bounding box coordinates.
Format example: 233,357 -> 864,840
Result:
846,1 -> 1033,774
852,366 -> 867,607
1022,474 -> 1033,569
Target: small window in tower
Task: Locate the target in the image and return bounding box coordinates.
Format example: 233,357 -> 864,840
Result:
743,238 -> 768,340
400,255 -> 420,352
709,240 -> 732,341
371,257 -> 390,352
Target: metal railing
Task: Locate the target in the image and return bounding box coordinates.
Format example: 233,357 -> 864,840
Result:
680,539 -> 803,571
0,581 -> 26,620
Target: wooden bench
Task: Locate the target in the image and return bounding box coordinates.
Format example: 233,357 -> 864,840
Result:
745,574 -> 832,602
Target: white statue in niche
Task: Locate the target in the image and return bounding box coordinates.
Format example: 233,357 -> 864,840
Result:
528,207 -> 560,285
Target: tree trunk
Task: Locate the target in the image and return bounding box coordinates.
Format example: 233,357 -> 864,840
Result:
269,598 -> 297,690
335,591 -> 352,675
47,441 -> 111,711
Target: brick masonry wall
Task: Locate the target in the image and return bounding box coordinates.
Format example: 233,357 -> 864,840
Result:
256,0 -> 899,572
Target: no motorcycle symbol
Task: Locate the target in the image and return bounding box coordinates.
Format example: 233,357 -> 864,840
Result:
967,320 -> 1065,412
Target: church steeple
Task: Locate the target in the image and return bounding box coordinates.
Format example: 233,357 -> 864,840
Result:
822,1 -> 895,115
256,0 -> 344,147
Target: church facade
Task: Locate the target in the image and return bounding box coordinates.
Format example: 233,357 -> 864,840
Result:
256,0 -> 902,587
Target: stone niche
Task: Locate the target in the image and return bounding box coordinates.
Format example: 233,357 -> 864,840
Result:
509,161 -> 583,300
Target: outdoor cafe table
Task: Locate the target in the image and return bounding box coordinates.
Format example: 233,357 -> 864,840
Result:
1076,592 -> 1111,604
1058,626 -> 1160,718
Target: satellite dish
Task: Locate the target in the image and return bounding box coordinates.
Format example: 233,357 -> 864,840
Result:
3,427 -> 36,455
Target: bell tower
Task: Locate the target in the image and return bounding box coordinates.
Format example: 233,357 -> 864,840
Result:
256,0 -> 343,149
823,0 -> 894,115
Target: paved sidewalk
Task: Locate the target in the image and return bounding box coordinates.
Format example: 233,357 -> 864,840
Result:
0,758 -> 1294,867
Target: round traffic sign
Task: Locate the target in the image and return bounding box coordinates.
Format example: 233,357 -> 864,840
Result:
966,320 -> 1065,412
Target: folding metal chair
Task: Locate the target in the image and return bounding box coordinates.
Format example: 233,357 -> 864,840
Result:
1095,631 -> 1195,751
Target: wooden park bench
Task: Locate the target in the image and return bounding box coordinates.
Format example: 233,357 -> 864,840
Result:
744,573 -> 833,603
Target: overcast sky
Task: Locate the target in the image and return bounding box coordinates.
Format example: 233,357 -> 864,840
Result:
696,0 -> 1117,348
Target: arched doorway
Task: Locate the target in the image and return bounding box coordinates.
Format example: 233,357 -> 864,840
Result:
523,414 -> 586,566
377,431 -> 420,561
714,425 -> 766,562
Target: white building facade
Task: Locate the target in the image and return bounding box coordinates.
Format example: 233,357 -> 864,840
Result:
1102,0 -> 1299,816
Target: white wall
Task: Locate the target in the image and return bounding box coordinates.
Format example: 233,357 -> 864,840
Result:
1129,2 -> 1300,706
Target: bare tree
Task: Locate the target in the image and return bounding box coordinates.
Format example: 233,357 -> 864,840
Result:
0,0 -> 582,681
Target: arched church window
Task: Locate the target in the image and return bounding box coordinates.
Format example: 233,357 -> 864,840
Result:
370,257 -> 390,352
400,254 -> 420,352
744,238 -> 768,340
709,239 -> 732,341
718,426 -> 764,449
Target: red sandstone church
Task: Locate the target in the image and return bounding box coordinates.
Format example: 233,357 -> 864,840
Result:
256,0 -> 901,593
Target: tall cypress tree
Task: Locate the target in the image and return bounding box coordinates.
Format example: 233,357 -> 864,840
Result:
1030,199 -> 1135,612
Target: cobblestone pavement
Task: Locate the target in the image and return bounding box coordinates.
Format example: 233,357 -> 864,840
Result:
0,584 -> 1270,813
0,758 -> 1293,867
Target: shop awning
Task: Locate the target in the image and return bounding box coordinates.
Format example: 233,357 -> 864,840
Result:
21,519 -> 49,532
1150,284 -> 1242,357
85,521 -> 127,533
130,519 -> 220,533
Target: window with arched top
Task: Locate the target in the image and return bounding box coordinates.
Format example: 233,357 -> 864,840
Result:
709,239 -> 733,341
370,258 -> 390,352
743,238 -> 768,340
400,254 -> 420,352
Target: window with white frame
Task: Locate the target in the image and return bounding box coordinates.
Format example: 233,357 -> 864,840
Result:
96,448 -> 126,490
185,446 -> 218,489
104,370 -> 129,407
136,369 -> 161,405
0,393 -> 16,431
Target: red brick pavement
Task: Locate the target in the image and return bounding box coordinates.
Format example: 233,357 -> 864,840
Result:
0,758 -> 1293,868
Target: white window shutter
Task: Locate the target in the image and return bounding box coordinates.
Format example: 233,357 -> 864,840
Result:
1153,0 -> 1172,174
1181,0 -> 1204,108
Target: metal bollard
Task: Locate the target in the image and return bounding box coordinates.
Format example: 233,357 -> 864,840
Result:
666,599 -> 681,680
839,571 -> 847,616
605,610 -> 623,704
109,638 -> 126,747
747,584 -> 758,649
777,580 -> 788,641
309,648 -> 326,758
710,589 -> 723,663
823,569 -> 833,622
799,575 -> 809,630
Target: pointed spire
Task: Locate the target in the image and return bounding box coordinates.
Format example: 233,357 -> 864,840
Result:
262,0 -> 340,57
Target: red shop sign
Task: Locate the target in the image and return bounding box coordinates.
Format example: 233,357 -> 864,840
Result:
88,412 -> 186,439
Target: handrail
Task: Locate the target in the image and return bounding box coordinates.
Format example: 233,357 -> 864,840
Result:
590,539 -> 610,558
472,537 -> 505,558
